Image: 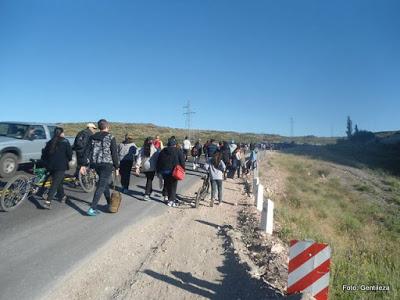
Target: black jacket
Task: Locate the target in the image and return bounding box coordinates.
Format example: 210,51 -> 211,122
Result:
73,129 -> 93,156
207,143 -> 219,157
82,131 -> 119,169
42,138 -> 73,171
220,146 -> 231,165
156,146 -> 185,173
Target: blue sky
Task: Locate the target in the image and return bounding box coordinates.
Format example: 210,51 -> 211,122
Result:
0,0 -> 399,137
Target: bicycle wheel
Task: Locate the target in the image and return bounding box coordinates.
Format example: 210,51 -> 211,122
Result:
79,168 -> 97,193
0,175 -> 30,211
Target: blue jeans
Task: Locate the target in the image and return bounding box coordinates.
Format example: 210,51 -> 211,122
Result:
211,179 -> 223,202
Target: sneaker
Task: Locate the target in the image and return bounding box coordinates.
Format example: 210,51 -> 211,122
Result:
164,196 -> 169,202
87,208 -> 97,216
143,195 -> 150,201
123,188 -> 129,194
172,201 -> 179,207
167,201 -> 174,207
60,195 -> 67,203
43,200 -> 51,210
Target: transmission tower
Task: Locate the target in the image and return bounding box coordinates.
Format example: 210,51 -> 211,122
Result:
183,100 -> 195,141
290,117 -> 294,139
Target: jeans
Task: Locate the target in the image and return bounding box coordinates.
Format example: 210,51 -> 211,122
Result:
47,170 -> 65,201
91,164 -> 113,209
120,160 -> 133,189
162,174 -> 178,202
144,171 -> 155,195
211,179 -> 223,202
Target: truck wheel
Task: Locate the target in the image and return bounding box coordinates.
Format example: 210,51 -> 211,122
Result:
0,153 -> 19,178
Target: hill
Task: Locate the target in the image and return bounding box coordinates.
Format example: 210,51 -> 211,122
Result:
60,122 -> 337,145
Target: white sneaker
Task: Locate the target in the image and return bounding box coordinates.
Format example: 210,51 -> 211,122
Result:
143,195 -> 150,201
167,201 -> 174,207
164,196 -> 169,202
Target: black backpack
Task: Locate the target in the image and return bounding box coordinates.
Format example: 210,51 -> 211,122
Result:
73,130 -> 89,152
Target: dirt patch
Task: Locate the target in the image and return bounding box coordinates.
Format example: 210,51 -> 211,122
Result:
45,175 -> 284,300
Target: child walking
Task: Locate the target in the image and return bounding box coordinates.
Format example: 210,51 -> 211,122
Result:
205,151 -> 226,206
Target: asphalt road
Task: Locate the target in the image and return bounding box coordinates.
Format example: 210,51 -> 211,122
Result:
0,163 -> 204,300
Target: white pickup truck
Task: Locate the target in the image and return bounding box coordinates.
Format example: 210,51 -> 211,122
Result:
0,122 -> 76,178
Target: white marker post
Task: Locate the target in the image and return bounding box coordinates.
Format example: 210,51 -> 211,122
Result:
256,184 -> 264,211
260,198 -> 274,235
253,177 -> 259,201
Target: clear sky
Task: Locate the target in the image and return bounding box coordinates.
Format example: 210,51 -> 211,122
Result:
0,0 -> 399,137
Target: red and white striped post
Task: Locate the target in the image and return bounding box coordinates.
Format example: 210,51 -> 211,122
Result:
288,240 -> 331,300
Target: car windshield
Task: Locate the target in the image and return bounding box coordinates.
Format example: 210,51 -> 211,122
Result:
0,123 -> 29,139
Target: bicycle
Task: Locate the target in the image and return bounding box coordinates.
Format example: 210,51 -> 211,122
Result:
0,159 -> 96,211
194,173 -> 210,208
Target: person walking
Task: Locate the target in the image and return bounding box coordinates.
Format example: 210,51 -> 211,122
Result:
191,139 -> 202,170
182,136 -> 191,162
220,141 -> 231,180
205,151 -> 226,205
153,135 -> 164,150
41,127 -> 73,209
156,137 -> 185,207
240,145 -> 247,177
135,137 -> 160,201
229,140 -> 237,155
72,123 -> 97,180
81,119 -> 119,216
203,140 -> 210,161
118,133 -> 137,193
246,143 -> 258,173
231,146 -> 242,178
206,139 -> 219,162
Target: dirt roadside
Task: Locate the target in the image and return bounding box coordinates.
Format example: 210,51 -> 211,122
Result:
44,174 -> 285,300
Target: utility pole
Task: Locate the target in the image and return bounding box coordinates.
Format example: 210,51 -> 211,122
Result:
290,117 -> 294,140
183,100 -> 195,141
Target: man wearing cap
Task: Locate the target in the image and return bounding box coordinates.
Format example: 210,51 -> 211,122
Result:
73,123 -> 97,179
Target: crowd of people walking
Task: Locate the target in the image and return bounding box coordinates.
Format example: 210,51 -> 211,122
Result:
40,119 -> 259,216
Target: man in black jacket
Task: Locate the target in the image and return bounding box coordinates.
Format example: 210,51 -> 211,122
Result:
81,119 -> 119,216
73,123 -> 97,179
156,137 -> 185,207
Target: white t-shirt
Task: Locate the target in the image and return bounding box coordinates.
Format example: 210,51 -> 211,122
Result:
183,139 -> 191,150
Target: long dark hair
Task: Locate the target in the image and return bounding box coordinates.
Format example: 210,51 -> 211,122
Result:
49,127 -> 64,154
212,151 -> 222,168
143,137 -> 153,157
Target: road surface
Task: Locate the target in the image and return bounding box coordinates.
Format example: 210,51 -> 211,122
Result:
0,165 -> 203,300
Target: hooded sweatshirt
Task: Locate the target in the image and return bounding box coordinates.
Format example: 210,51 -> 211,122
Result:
83,131 -> 119,169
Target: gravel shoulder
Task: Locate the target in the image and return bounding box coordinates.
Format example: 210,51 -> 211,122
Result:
45,175 -> 282,300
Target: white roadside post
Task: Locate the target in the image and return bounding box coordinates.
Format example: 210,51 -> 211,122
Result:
254,159 -> 259,177
260,198 -> 274,235
253,177 -> 259,201
256,184 -> 264,211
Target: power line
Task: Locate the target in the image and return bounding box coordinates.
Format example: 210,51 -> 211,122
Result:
183,100 -> 196,140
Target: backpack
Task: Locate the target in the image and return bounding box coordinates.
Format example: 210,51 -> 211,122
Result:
91,134 -> 114,164
73,130 -> 89,152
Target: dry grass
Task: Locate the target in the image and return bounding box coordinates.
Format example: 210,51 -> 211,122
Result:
261,152 -> 399,300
